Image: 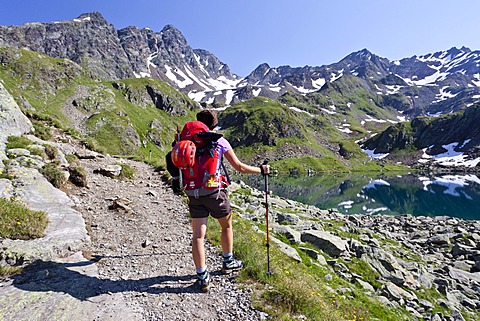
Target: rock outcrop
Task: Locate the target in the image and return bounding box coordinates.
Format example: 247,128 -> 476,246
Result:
0,82 -> 33,169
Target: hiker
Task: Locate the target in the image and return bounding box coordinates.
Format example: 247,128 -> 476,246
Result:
175,109 -> 270,292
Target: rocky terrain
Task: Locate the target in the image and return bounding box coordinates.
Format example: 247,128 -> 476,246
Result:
0,138 -> 266,321
3,133 -> 480,321
0,80 -> 265,320
2,72 -> 480,320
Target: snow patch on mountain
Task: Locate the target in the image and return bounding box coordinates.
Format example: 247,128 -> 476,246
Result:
312,78 -> 326,89
289,107 -> 315,117
73,17 -> 92,23
330,70 -> 344,82
472,74 -> 480,87
164,65 -> 193,88
363,148 -> 389,159
433,86 -> 458,103
419,141 -> 480,168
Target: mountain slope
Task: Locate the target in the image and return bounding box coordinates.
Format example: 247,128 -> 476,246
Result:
3,12 -> 480,117
0,12 -> 240,95
0,47 -> 199,159
361,104 -> 480,169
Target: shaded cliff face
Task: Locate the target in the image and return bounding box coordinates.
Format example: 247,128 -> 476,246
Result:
361,104 -> 480,167
0,12 -> 133,80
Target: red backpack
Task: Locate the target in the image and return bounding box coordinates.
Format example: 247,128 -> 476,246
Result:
171,121 -> 229,197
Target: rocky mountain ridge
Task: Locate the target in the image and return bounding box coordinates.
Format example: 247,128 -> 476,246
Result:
0,12 -> 239,93
2,12 -> 480,117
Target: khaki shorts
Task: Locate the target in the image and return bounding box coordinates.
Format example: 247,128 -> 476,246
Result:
188,190 -> 231,219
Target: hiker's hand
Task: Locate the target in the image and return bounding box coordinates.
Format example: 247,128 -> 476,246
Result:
260,164 -> 270,176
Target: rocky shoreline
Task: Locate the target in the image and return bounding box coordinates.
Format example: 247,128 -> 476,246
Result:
229,182 -> 480,321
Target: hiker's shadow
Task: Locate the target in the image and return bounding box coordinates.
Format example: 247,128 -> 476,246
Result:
11,254 -> 206,301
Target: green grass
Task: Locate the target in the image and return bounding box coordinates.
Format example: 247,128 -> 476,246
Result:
272,156 -> 347,174
116,163 -> 136,180
0,198 -> 49,240
6,136 -> 33,150
0,265 -> 23,277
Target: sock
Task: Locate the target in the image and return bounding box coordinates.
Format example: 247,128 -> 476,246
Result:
222,253 -> 233,261
196,267 -> 207,275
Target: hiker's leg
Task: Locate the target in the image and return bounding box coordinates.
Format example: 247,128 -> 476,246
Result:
191,217 -> 208,270
217,213 -> 233,255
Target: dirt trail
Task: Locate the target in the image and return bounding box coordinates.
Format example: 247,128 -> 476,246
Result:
1,152 -> 265,321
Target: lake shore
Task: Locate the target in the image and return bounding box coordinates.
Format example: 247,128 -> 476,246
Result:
229,180 -> 480,320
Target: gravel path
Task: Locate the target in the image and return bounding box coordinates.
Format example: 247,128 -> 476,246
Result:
64,154 -> 266,320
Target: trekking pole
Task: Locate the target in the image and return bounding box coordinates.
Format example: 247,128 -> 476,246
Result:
175,125 -> 184,191
263,160 -> 273,275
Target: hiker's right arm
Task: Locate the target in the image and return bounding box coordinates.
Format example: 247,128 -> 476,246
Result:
224,149 -> 269,174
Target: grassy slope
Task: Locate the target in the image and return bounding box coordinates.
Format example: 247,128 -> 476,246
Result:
219,94 -> 407,173
0,47 -> 198,167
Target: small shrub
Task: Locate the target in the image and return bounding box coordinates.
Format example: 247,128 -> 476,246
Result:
6,136 -> 32,149
32,122 -> 52,140
44,145 -> 59,160
29,147 -> 46,159
118,163 -> 135,180
40,162 -> 68,188
0,265 -> 23,277
0,168 -> 12,180
83,138 -> 107,155
64,128 -> 81,139
68,165 -> 88,187
65,154 -> 79,165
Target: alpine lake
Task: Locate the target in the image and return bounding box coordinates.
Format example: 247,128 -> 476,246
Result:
238,171 -> 480,220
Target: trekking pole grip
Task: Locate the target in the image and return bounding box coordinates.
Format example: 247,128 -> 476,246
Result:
260,159 -> 269,176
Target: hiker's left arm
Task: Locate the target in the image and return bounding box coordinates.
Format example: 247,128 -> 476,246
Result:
224,149 -> 265,174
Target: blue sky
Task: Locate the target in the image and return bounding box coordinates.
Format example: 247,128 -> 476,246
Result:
1,0 -> 479,77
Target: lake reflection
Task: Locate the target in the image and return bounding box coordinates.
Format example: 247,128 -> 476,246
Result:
239,173 -> 480,220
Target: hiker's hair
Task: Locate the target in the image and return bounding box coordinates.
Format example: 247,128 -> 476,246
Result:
196,109 -> 218,130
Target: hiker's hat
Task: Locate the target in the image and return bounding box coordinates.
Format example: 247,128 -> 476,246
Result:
196,109 -> 218,130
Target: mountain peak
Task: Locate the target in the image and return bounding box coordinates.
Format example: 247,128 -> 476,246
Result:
246,63 -> 271,78
161,24 -> 181,33
160,24 -> 188,44
341,48 -> 376,62
76,12 -> 109,25
446,46 -> 471,56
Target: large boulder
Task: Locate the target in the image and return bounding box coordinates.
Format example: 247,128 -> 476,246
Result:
0,82 -> 33,168
301,230 -> 348,257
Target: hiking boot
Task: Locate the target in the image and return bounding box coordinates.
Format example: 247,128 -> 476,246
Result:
222,255 -> 243,273
196,271 -> 211,292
